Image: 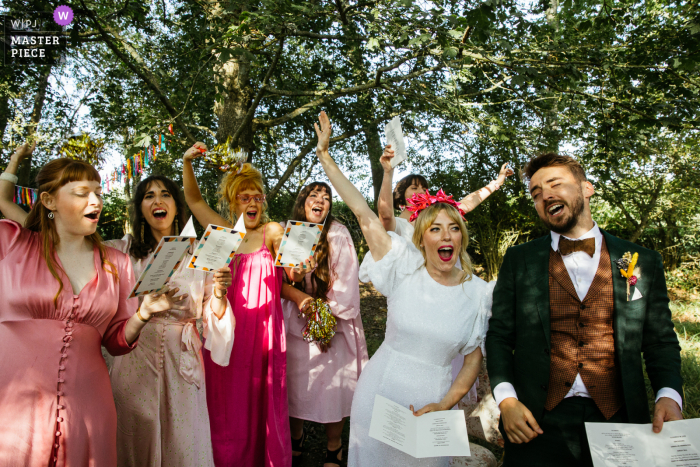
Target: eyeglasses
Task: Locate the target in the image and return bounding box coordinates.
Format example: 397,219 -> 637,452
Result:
236,194 -> 266,204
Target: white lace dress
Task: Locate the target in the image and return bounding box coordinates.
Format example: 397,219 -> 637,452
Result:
350,233 -> 492,467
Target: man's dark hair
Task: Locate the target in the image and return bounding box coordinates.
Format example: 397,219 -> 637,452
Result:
522,152 -> 587,184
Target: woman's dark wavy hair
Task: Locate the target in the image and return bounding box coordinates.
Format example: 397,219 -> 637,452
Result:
290,182 -> 337,302
129,175 -> 188,260
393,173 -> 429,210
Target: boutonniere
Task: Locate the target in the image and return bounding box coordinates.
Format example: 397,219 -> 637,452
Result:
614,252 -> 640,301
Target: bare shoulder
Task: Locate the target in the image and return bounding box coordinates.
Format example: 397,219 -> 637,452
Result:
265,221 -> 284,236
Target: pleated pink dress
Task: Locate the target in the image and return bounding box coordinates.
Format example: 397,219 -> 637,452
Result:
202,226 -> 291,467
0,220 -> 138,467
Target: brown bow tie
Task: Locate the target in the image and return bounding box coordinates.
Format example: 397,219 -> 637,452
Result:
559,237 -> 595,257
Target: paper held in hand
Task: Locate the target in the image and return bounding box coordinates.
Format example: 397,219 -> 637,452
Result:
585,419 -> 700,467
128,235 -> 196,298
368,395 -> 471,458
384,116 -> 407,168
187,215 -> 247,272
274,221 -> 324,268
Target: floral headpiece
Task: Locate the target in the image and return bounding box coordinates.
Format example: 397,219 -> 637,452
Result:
405,189 -> 466,223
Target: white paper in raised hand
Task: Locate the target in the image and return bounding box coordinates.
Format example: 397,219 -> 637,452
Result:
368,395 -> 471,458
384,116 -> 407,168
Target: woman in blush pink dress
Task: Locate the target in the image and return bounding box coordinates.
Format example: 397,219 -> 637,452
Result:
105,175 -> 234,467
0,151 -> 182,467
182,142 -> 291,467
281,182 -> 369,467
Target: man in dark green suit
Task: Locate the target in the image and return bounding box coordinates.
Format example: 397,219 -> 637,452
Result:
485,153 -> 683,466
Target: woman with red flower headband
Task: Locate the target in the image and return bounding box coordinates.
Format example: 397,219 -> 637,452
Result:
314,111 -> 494,467
378,145 -> 513,243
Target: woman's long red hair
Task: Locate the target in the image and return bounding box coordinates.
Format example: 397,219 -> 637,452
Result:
24,158 -> 117,307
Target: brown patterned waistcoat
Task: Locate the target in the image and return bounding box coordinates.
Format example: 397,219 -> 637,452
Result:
544,240 -> 623,419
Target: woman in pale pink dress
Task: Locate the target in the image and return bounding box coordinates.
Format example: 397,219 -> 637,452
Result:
0,151 -> 180,467
182,142 -> 291,466
105,175 -> 234,467
281,182 -> 369,467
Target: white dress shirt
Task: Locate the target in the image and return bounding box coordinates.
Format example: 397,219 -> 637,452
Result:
493,223 -> 682,410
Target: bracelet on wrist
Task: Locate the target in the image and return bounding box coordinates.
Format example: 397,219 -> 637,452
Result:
136,307 -> 150,323
213,288 -> 227,300
0,172 -> 18,184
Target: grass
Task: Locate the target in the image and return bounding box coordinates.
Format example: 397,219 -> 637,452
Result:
670,301 -> 700,419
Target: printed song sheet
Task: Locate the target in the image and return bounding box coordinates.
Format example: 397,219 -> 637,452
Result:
187,215 -> 246,272
586,419 -> 700,467
384,116 -> 407,168
274,221 -> 324,268
129,236 -> 196,298
368,395 -> 471,458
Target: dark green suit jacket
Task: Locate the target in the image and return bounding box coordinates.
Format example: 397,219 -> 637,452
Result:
485,230 -> 683,424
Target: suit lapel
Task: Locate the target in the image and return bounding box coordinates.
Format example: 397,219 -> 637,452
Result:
549,252 -> 579,301
524,235 -> 553,346
602,230 -> 627,351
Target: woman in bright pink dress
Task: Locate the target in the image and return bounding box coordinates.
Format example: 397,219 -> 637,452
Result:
0,153 -> 182,467
183,142 -> 291,466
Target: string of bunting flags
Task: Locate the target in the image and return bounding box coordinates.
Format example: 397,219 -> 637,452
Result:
13,185 -> 38,208
100,134 -> 168,194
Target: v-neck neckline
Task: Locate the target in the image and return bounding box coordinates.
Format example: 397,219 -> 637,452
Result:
53,245 -> 100,298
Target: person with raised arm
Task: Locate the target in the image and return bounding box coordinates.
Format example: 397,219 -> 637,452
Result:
281,182 -> 369,467
313,111 -> 493,467
182,144 -> 291,467
0,146 -> 180,467
376,144 -> 513,242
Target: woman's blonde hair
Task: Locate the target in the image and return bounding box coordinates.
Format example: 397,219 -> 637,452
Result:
24,158 -> 118,307
217,162 -> 269,225
412,203 -> 472,283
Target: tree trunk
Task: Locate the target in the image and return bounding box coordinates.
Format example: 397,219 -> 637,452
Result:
213,55 -> 255,155
17,65 -> 52,186
363,124 -> 384,207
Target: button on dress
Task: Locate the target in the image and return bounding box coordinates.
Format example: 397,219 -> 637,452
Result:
0,220 -> 139,467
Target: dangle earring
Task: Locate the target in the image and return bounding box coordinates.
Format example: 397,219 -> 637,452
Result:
174,216 -> 179,234
47,211 -> 54,219
141,222 -> 145,243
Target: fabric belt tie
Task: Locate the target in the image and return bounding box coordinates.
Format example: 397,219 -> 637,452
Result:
179,322 -> 204,388
559,237 -> 595,257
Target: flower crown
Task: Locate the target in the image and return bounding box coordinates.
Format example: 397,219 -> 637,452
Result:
405,189 -> 466,222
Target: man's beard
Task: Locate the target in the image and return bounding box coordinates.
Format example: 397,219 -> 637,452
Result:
541,192 -> 585,234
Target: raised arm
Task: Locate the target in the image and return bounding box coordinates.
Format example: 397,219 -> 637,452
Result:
458,163 -> 514,213
314,111 -> 392,261
182,142 -> 231,228
377,145 -> 397,232
0,142 -> 35,225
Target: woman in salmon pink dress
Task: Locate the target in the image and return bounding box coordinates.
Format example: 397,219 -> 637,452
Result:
0,151 -> 182,467
183,142 -> 291,467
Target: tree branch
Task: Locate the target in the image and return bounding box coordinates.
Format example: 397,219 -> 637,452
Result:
81,1 -> 197,144
230,37 -> 285,147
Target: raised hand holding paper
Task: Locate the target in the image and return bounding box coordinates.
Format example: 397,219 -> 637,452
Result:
187,215 -> 246,272
368,395 -> 471,458
129,236 -> 196,298
274,221 -> 324,268
384,116 -> 407,168
585,419 -> 700,467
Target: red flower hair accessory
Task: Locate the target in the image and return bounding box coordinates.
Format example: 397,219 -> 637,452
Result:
405,189 -> 466,222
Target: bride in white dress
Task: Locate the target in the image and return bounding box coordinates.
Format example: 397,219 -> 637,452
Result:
313,111 -> 494,467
